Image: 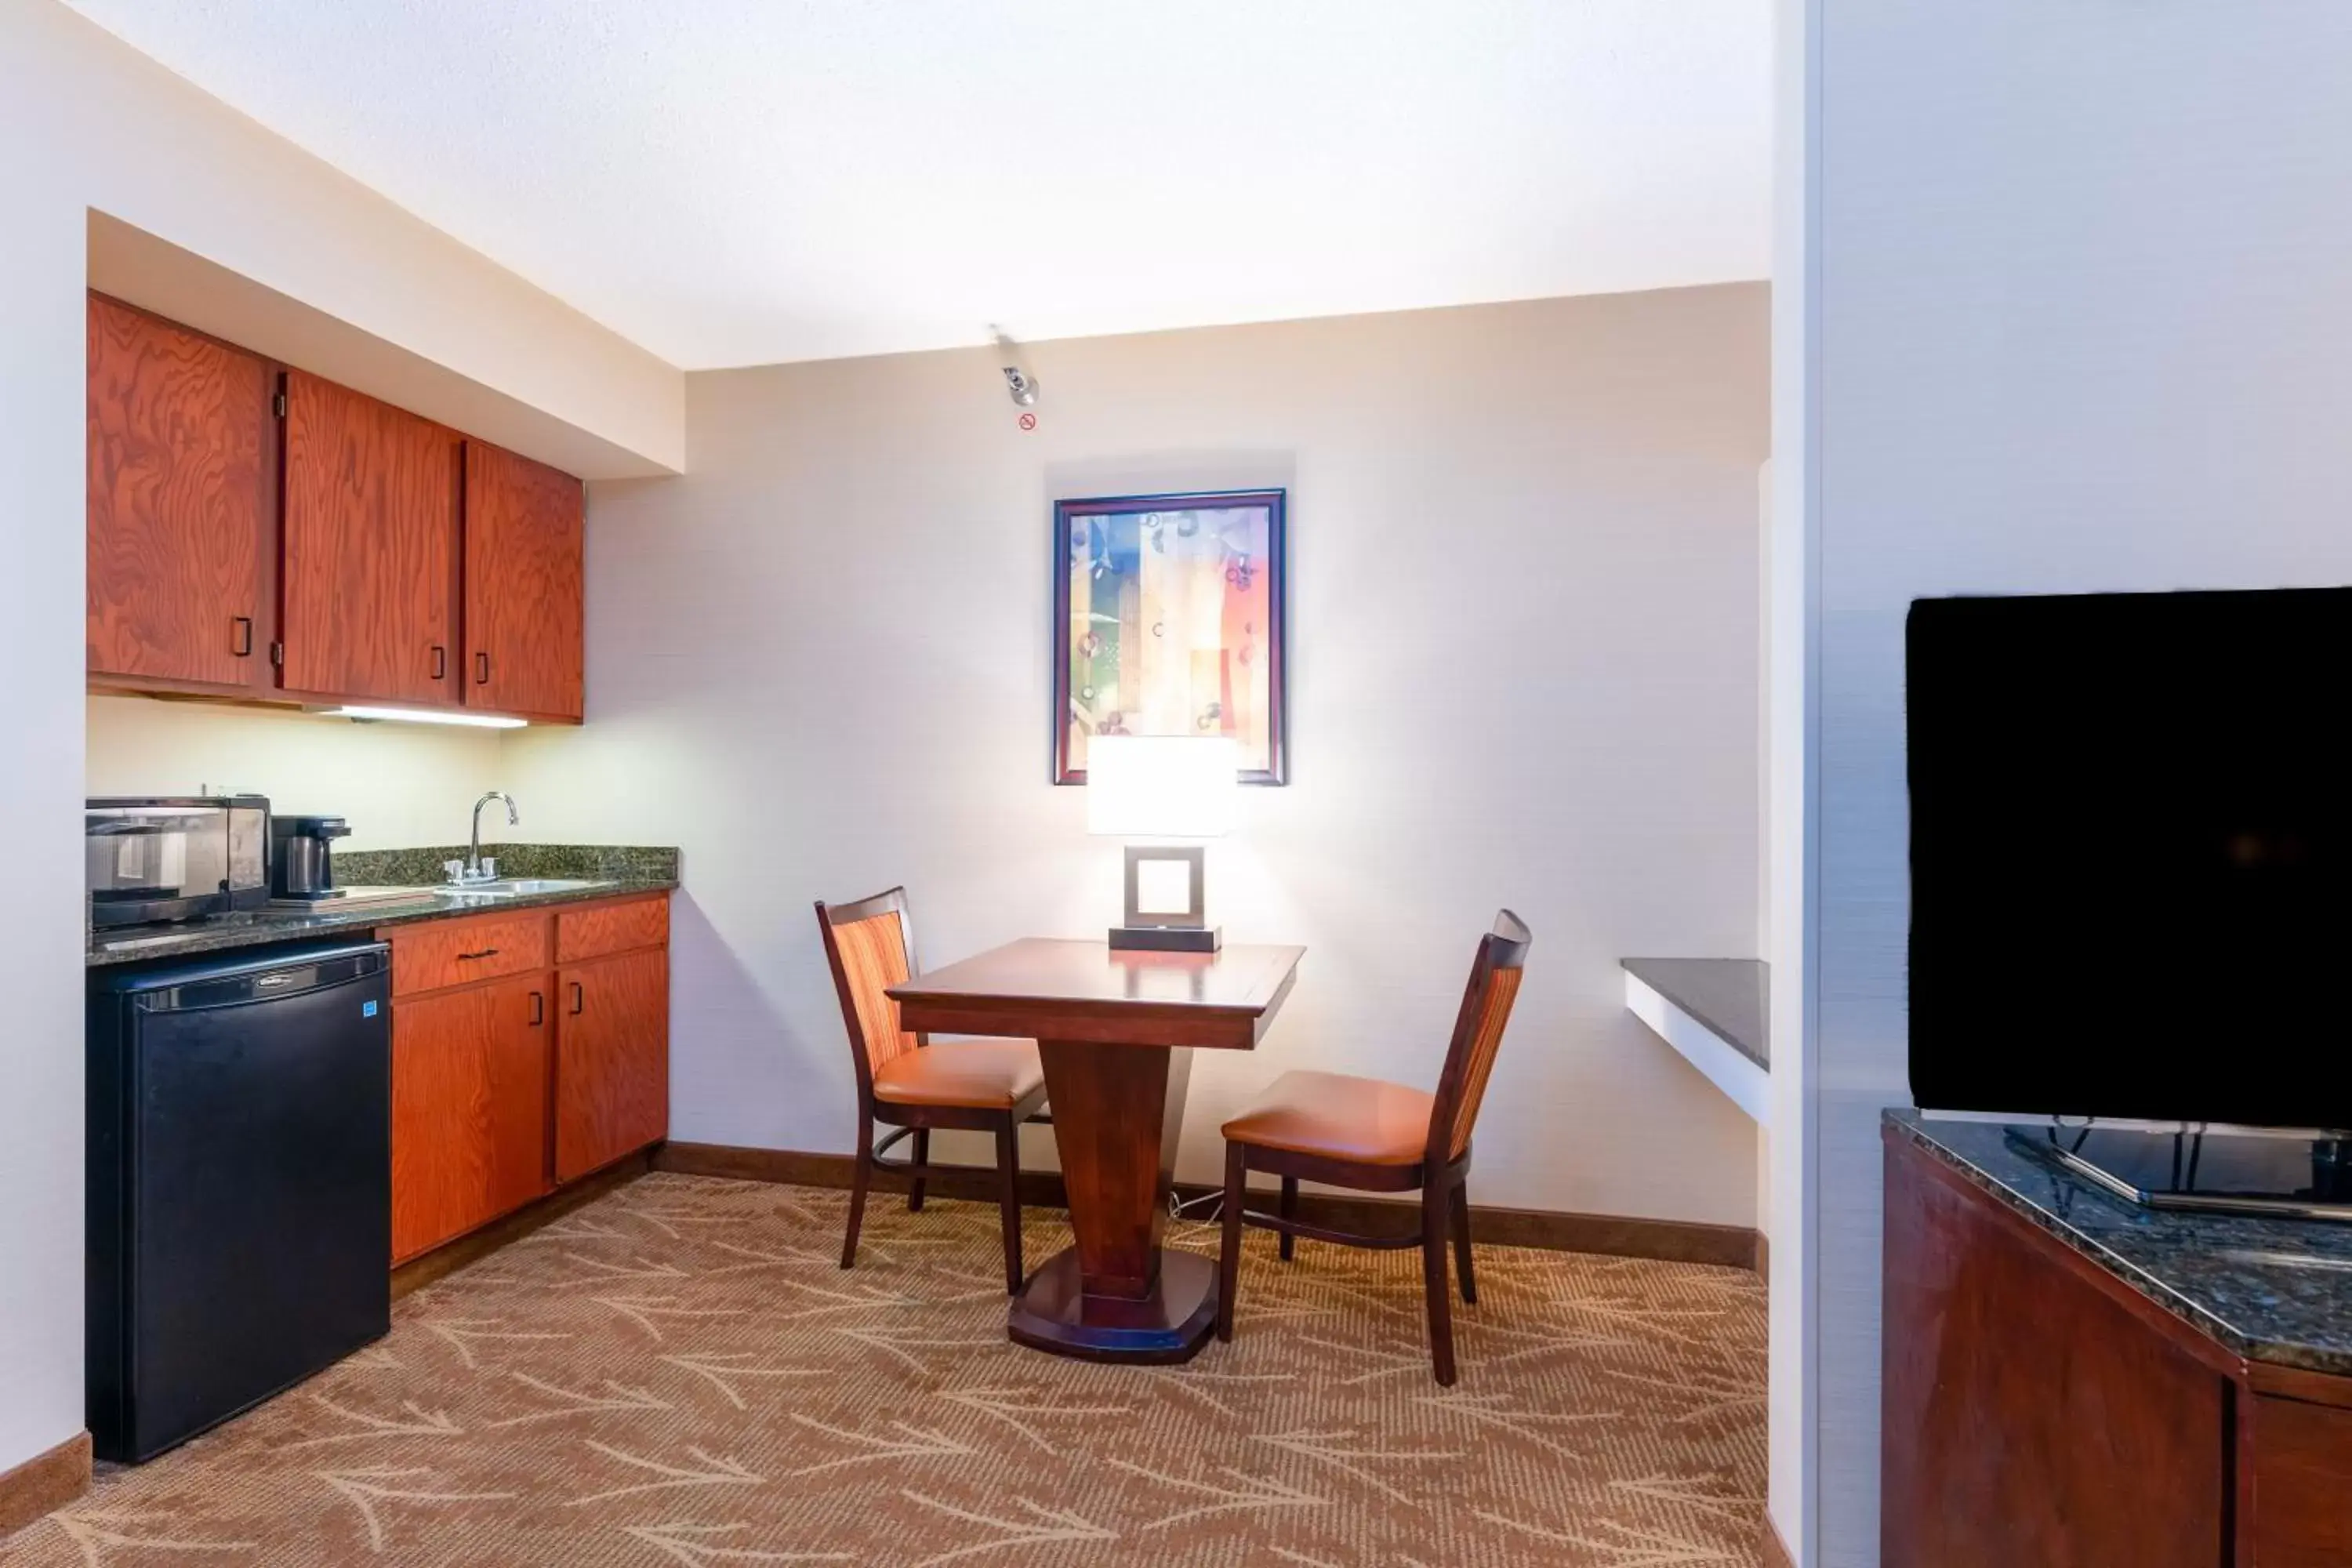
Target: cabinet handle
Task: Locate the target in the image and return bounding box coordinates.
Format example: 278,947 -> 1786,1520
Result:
529,990 -> 544,1025
431,645 -> 447,681
475,651 -> 491,685
570,982 -> 584,1016
457,946 -> 499,961
230,616 -> 253,657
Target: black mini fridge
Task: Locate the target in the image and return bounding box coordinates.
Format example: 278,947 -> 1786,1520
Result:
87,939 -> 392,1462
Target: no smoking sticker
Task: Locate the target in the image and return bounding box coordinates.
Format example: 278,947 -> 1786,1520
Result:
1018,412 -> 1037,431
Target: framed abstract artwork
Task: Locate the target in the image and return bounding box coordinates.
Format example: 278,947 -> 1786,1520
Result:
1053,488 -> 1287,785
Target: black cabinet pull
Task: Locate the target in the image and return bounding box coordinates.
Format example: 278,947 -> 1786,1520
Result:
230,616 -> 253,657
430,645 -> 447,680
528,990 -> 544,1025
457,946 -> 499,961
475,651 -> 491,685
570,982 -> 584,1016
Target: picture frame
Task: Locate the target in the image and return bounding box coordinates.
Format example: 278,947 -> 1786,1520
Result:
1052,488 -> 1287,786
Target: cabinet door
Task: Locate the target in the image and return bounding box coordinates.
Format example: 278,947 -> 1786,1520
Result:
2250,1393 -> 2352,1567
1882,1136 -> 2229,1568
464,441 -> 584,720
555,948 -> 669,1182
390,974 -> 552,1262
86,295 -> 270,687
281,370 -> 459,704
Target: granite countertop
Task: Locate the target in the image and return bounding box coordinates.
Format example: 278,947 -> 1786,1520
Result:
1621,957 -> 1769,1071
1887,1109 -> 2352,1377
87,844 -> 679,968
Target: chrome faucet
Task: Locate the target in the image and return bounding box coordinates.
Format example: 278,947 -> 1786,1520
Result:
452,791 -> 519,884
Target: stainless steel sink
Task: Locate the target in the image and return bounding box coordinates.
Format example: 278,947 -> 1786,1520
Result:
438,877 -> 615,899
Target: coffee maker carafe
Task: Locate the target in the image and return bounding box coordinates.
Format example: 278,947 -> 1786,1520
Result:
270,815 -> 351,902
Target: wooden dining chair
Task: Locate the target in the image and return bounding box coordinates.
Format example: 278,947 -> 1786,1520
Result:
1215,909 -> 1532,1385
816,887 -> 1049,1294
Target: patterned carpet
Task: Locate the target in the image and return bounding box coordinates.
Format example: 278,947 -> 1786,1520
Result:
4,1174 -> 1765,1566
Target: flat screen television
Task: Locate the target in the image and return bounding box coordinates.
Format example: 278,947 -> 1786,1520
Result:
1907,586 -> 2352,1132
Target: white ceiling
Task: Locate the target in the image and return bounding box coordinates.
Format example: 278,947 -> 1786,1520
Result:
64,1 -> 1771,370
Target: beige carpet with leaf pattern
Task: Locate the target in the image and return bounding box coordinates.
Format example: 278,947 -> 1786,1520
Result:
2,1174 -> 1765,1566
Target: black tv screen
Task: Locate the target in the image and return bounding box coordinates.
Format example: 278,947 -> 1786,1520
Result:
1907,586 -> 2352,1131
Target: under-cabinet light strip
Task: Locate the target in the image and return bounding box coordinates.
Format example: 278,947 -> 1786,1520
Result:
320,706 -> 528,729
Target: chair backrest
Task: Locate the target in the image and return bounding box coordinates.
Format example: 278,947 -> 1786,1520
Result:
815,887 -> 923,1100
1425,909 -> 1534,1164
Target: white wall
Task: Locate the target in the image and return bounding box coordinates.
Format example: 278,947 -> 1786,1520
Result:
1767,0 -> 1820,1556
1783,4 -> 2352,1562
42,2 -> 684,475
0,8 -> 91,1478
86,699 -> 503,853
0,0 -> 677,1482
506,285 -> 1770,1221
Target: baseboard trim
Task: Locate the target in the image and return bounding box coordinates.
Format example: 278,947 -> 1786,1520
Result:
655,1142 -> 1759,1272
1760,1515 -> 1795,1568
391,1151 -> 654,1300
0,1431 -> 91,1537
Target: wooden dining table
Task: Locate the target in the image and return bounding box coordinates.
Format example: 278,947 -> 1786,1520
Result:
887,936 -> 1303,1363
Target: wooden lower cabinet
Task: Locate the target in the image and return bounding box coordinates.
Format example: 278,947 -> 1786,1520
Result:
387,895 -> 670,1265
1883,1129 -> 2352,1567
2245,1381 -> 2352,1567
390,973 -> 551,1263
556,948 -> 670,1183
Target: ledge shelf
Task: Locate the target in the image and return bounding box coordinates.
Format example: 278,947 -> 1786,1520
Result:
1622,957 -> 1769,1125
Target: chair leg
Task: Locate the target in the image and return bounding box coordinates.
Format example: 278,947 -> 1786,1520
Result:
1278,1175 -> 1299,1262
993,1120 -> 1025,1295
842,1126 -> 873,1270
1450,1180 -> 1477,1305
1421,1184 -> 1457,1386
1217,1143 -> 1247,1342
908,1128 -> 931,1214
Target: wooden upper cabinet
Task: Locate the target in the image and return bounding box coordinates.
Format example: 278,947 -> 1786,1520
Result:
86,295 -> 271,688
85,300 -> 591,720
281,370 -> 459,704
464,441 -> 584,720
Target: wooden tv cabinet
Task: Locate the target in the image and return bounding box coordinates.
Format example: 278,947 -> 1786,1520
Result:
1883,1115 -> 2352,1567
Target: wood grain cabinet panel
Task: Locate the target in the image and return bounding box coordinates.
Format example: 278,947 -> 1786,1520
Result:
463,441 -> 584,720
281,370 -> 459,704
1880,1138 -> 2230,1568
2249,1394 -> 2352,1566
85,295 -> 270,687
556,947 -> 670,1183
390,974 -> 552,1263
387,909 -> 550,997
557,896 -> 668,964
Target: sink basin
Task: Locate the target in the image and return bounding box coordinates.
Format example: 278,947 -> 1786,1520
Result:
439,877 -> 615,899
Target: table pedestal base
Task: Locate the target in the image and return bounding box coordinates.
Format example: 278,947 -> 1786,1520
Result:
1007,1247 -> 1218,1363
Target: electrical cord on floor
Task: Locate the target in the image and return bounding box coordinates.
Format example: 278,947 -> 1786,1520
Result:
1169,1189 -> 1224,1226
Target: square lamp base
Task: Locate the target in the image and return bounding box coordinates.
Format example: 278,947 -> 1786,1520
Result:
1108,924 -> 1223,954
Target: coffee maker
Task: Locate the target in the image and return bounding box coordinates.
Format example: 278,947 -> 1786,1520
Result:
270,815 -> 351,902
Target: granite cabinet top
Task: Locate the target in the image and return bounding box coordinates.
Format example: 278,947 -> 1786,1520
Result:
1621,958 -> 1768,1071
87,844 -> 678,968
1886,1109 -> 2352,1377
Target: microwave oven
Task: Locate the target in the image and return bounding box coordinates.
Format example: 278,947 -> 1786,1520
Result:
85,797 -> 270,928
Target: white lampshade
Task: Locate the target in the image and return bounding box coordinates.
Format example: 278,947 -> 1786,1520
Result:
1086,736 -> 1238,837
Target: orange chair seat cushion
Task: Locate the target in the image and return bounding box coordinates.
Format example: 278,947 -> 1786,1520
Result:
1220,1069 -> 1435,1166
871,1038 -> 1045,1109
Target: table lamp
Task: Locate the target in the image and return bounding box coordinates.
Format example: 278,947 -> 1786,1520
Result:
1087,735 -> 1237,953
